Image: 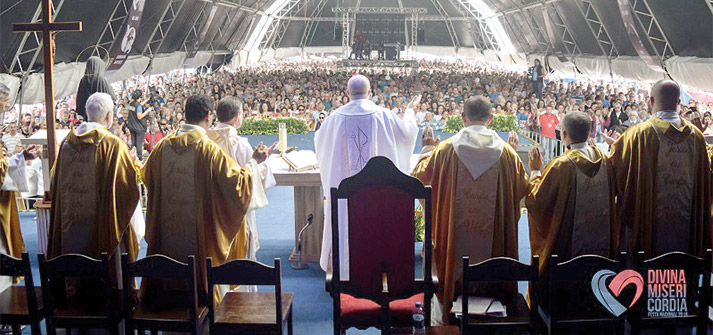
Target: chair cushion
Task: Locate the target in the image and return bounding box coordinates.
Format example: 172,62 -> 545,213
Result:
340,293 -> 424,326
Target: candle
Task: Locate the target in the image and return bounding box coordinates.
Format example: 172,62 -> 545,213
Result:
279,123 -> 287,153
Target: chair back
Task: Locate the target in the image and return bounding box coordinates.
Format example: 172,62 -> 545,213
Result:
633,250 -> 711,323
548,253 -> 625,322
206,258 -> 282,330
122,254 -> 199,322
38,253 -> 114,317
332,156 -> 431,299
461,256 -> 539,330
0,253 -> 39,316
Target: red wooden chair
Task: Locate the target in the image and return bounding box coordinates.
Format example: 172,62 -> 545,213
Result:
326,156 -> 436,335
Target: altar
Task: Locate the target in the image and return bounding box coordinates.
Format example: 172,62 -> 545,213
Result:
21,129 -> 70,254
269,154 -> 324,264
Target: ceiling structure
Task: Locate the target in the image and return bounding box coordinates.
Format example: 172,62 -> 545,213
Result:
2,0 -> 713,94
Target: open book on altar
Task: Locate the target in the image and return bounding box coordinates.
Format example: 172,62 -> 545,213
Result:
282,150 -> 319,172
450,296 -> 507,318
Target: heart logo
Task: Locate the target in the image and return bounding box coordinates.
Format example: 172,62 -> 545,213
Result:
591,269 -> 644,317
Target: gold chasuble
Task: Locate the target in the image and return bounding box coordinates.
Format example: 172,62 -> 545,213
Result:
0,153 -> 24,261
413,137 -> 528,321
609,118 -> 711,257
48,127 -> 140,287
141,129 -> 251,305
526,146 -> 619,278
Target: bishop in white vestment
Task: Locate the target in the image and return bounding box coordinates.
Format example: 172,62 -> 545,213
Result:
315,75 -> 420,277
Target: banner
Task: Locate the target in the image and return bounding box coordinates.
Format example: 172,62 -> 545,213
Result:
541,7 -> 572,65
616,0 -> 666,73
107,0 -> 146,71
186,4 -> 218,59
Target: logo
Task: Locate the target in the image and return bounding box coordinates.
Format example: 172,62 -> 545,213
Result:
591,269 -> 644,317
591,269 -> 690,318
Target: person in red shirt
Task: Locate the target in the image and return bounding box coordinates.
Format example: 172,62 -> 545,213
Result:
143,123 -> 164,153
539,104 -> 560,161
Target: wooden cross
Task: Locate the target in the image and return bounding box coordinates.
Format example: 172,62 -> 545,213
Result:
13,0 -> 81,167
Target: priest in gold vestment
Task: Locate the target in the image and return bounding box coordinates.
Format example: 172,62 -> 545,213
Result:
207,97 -> 276,293
412,96 -> 529,323
0,83 -> 36,290
49,92 -> 141,290
141,94 -> 258,305
605,80 -> 711,257
526,111 -> 619,307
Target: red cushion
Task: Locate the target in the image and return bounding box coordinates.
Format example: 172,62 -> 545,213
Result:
340,293 -> 425,326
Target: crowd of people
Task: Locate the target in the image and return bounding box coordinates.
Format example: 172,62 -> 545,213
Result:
2,58 -> 713,161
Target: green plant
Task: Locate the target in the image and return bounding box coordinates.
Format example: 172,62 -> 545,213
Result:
236,117 -> 309,135
443,114 -> 518,133
414,205 -> 425,242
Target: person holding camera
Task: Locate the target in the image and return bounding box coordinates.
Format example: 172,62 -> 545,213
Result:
126,90 -> 150,158
530,59 -> 544,99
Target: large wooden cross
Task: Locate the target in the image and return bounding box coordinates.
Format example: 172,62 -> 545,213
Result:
13,0 -> 81,167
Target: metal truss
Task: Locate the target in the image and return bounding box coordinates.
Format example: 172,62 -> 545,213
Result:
411,14 -> 419,49
332,7 -> 427,14
298,0 -> 331,49
202,0 -> 266,15
519,7 -> 550,54
628,0 -> 675,61
542,2 -> 580,59
142,0 -> 186,58
449,0 -> 498,51
91,0 -> 130,58
397,0 -> 409,48
181,3 -> 211,56
286,15 -> 472,22
8,0 -> 66,74
257,0 -> 302,57
573,0 -> 618,58
349,0 -> 363,47
428,0 -> 460,49
488,1 -> 528,53
341,12 -> 351,57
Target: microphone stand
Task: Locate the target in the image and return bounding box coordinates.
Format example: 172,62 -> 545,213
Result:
291,214 -> 313,270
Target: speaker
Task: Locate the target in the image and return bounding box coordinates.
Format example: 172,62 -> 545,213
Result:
417,26 -> 425,43
334,24 -> 342,41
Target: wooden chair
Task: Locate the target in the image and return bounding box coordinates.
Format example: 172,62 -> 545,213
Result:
0,253 -> 44,335
38,252 -> 121,335
122,254 -> 207,335
206,257 -> 294,335
326,156 -> 437,335
538,254 -> 626,335
460,255 -> 539,334
629,249 -> 712,335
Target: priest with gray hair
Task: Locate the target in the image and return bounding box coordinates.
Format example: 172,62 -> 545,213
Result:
48,92 -> 144,300
315,74 -> 420,278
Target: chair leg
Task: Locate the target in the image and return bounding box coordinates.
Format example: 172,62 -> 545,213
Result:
288,309 -> 293,335
30,320 -> 41,335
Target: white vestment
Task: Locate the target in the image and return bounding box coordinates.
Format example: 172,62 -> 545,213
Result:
315,98 -> 418,278
207,123 -> 274,292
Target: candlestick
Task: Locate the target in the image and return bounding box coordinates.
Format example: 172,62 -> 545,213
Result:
279,123 -> 287,154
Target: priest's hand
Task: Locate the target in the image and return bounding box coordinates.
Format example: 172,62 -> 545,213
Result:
252,142 -> 270,164
406,94 -> 422,110
507,131 -> 519,151
129,147 -> 138,160
422,125 -> 440,147
529,147 -> 544,171
266,141 -> 279,156
600,130 -> 620,145
22,145 -> 42,161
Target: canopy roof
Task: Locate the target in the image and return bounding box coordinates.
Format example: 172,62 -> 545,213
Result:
2,0 -> 713,98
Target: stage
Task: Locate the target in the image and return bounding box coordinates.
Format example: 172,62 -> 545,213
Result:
336,59 -> 419,68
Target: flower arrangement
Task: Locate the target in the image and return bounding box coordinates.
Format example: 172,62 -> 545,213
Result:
236,117 -> 309,135
414,205 -> 425,242
443,114 -> 518,133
